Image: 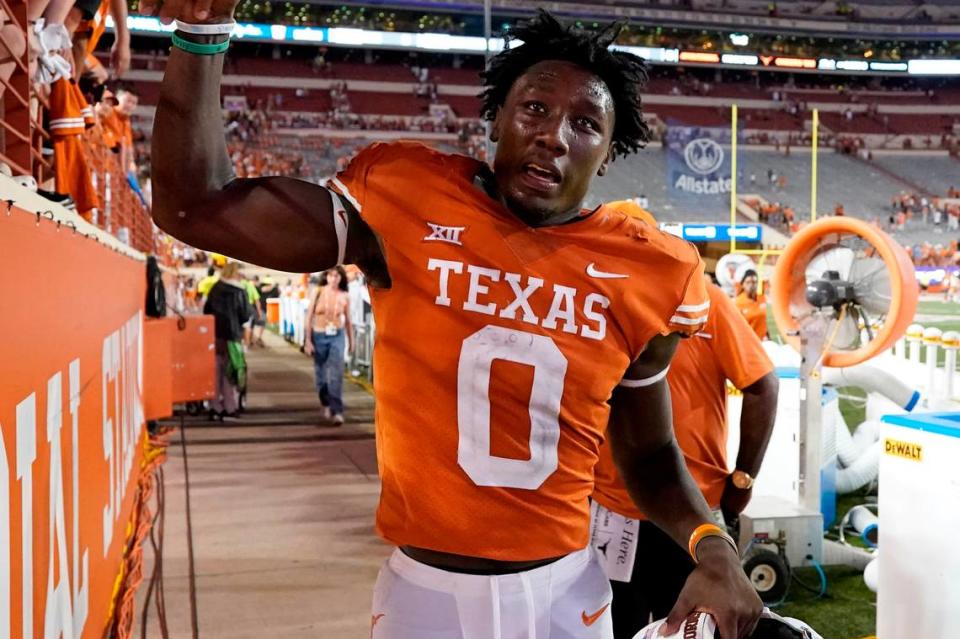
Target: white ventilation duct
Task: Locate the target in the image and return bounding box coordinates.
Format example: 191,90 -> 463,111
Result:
864,556 -> 879,593
822,365 -> 920,412
822,539 -> 874,570
822,364 -> 920,494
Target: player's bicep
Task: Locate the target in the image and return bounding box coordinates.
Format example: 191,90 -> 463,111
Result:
608,333 -> 681,451
160,176 -> 383,275
608,379 -> 674,459
622,332 -> 680,386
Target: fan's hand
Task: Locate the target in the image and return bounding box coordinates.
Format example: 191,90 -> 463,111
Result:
139,0 -> 239,24
660,538 -> 761,639
110,36 -> 131,76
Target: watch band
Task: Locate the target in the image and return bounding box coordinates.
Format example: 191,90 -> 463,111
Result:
732,469 -> 755,489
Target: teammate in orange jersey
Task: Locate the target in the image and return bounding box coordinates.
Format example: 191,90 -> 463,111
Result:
146,6 -> 761,637
606,198 -> 656,226
592,283 -> 778,637
736,270 -> 768,340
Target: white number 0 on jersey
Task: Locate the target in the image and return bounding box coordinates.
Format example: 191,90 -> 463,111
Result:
457,325 -> 568,489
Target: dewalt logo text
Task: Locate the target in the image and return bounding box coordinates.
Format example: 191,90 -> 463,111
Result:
884,437 -> 923,462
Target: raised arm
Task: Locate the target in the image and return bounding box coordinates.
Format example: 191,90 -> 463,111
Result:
143,0 -> 383,274
108,0 -> 130,75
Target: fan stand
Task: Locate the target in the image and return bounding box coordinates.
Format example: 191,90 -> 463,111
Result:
798,312 -> 831,515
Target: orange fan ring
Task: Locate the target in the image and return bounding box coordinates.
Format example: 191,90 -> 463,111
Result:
771,217 -> 919,368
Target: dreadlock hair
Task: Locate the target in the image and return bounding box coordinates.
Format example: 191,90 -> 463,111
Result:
479,10 -> 651,159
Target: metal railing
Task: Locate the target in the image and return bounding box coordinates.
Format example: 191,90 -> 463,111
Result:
0,0 -> 51,179
0,4 -> 155,253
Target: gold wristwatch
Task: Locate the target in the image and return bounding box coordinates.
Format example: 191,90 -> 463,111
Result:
731,469 -> 755,490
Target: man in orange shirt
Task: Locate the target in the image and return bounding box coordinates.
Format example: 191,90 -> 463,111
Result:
147,7 -> 762,637
606,198 -> 656,225
736,269 -> 768,340
592,284 -> 779,637
100,85 -> 138,172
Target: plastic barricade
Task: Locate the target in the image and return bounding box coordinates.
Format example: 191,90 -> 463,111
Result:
0,200 -> 148,637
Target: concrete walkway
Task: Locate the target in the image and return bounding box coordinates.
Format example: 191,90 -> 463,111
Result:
136,331 -> 388,638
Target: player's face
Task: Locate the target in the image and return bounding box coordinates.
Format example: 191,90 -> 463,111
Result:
742,275 -> 758,296
491,60 -> 615,226
326,269 -> 341,287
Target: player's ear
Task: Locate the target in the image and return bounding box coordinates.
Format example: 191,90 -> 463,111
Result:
489,111 -> 501,143
597,145 -> 613,176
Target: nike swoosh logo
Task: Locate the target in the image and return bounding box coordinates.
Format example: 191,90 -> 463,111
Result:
586,263 -> 628,279
581,603 -> 610,627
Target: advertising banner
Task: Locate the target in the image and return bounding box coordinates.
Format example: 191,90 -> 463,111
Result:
665,118 -> 738,196
0,207 -> 147,637
659,222 -> 762,243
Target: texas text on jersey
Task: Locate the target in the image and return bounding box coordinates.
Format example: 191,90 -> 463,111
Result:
330,141 -> 709,561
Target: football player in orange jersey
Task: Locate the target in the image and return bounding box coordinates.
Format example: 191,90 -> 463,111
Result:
145,4 -> 761,637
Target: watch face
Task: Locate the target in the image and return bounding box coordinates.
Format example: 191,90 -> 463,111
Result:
733,472 -> 753,489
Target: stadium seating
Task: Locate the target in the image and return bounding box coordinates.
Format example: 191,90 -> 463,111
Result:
590,148 -> 934,224
871,154 -> 960,196
119,52 -> 959,148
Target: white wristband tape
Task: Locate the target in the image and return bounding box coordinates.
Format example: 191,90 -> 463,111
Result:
329,190 -> 349,266
618,365 -> 670,388
174,20 -> 236,35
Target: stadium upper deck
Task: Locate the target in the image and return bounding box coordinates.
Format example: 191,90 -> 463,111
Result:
119,44 -> 960,142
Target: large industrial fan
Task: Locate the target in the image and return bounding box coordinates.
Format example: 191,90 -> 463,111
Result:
737,217 -> 918,603
771,217 -> 918,371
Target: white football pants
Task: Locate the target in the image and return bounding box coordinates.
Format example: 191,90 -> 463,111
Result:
370,547 -> 613,638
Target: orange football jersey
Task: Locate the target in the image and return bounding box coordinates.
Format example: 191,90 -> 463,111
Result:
592,284 -> 774,518
736,291 -> 769,340
605,199 -> 656,226
50,79 -> 99,218
331,142 -> 708,560
81,0 -> 110,57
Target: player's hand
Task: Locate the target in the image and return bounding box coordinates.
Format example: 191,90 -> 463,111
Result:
661,538 -> 761,639
139,0 -> 239,25
304,340 -> 314,356
720,479 -> 752,526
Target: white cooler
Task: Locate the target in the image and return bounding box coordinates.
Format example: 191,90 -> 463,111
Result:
879,412 -> 960,639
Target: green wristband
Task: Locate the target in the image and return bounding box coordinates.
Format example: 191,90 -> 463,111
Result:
171,32 -> 230,56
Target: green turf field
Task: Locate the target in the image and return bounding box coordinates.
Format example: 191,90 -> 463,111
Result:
914,299 -> 960,336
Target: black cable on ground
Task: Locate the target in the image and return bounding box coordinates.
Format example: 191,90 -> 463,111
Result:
140,486 -> 161,639
179,415 -> 201,639
154,464 -> 169,638
140,451 -> 170,639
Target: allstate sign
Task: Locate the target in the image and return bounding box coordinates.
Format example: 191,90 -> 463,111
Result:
666,123 -> 735,196
683,138 -> 725,175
